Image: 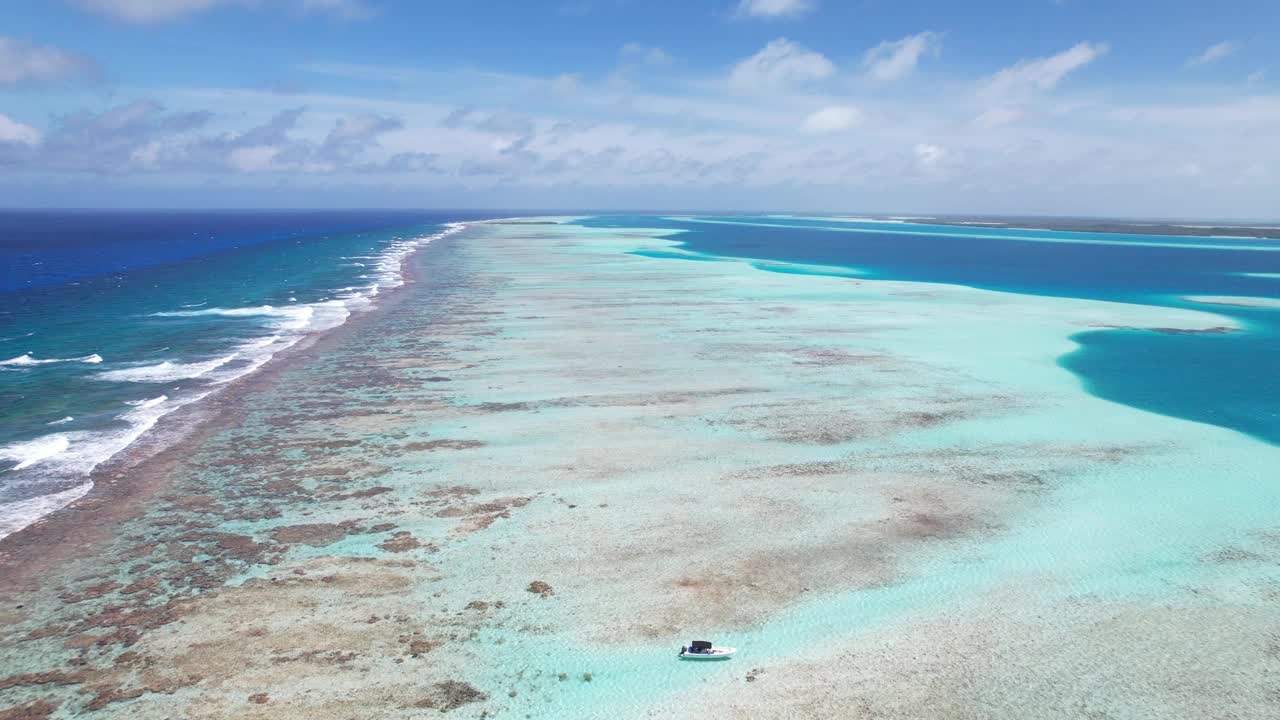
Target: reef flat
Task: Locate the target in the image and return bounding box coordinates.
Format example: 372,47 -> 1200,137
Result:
1,219 -> 1277,719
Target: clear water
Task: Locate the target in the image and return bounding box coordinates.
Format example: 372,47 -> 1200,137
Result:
3,216 -> 1278,718
0,210 -> 508,536
574,215 -> 1280,445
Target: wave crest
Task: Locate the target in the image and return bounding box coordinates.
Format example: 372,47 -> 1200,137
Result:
95,355 -> 236,384
0,435 -> 71,471
2,222 -> 468,540
1,353 -> 103,366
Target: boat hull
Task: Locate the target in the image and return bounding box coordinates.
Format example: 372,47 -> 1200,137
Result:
679,648 -> 736,660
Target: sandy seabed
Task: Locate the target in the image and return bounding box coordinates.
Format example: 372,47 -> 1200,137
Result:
1,219 -> 1277,719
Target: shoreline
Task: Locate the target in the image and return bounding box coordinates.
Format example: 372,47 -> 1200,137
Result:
0,219 -> 482,544
0,221 -> 474,588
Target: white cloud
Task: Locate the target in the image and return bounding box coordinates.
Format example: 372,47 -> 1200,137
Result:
1186,41 -> 1237,67
0,36 -> 98,87
907,141 -> 960,181
0,113 -> 42,145
296,0 -> 373,20
973,106 -> 1025,128
730,38 -> 834,92
326,112 -> 399,144
6,45 -> 1280,216
1107,95 -> 1280,128
76,0 -> 220,23
7,100 -> 421,174
801,105 -> 860,133
551,73 -> 581,94
75,0 -> 373,24
914,142 -> 946,169
1247,69 -> 1266,85
1173,161 -> 1202,178
981,42 -> 1108,99
1240,162 -> 1268,184
735,0 -> 813,19
610,45 -> 673,91
620,43 -> 672,66
229,145 -> 280,172
862,31 -> 941,83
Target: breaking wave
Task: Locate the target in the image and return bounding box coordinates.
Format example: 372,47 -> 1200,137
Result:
1,353 -> 103,366
1,222 -> 467,539
0,483 -> 93,540
95,355 -> 237,383
0,394 -> 192,539
0,435 -> 71,471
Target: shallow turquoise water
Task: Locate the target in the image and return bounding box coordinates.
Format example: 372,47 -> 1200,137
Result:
430,220 -> 1280,718
4,217 -> 1278,719
577,215 -> 1280,445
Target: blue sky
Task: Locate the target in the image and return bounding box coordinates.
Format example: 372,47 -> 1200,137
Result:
1,0 -> 1278,217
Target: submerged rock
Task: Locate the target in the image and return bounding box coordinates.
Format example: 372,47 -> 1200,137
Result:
0,671 -> 87,691
269,523 -> 353,547
84,687 -> 145,711
414,680 -> 486,712
377,531 -> 424,553
407,639 -> 439,656
0,699 -> 59,720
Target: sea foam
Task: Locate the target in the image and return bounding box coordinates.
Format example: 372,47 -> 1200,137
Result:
0,483 -> 92,539
0,395 -> 176,476
0,222 -> 466,540
0,435 -> 72,471
95,355 -> 237,383
0,393 -> 197,539
1,353 -> 103,366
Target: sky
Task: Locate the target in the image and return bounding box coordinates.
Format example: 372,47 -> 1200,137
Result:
0,0 -> 1278,218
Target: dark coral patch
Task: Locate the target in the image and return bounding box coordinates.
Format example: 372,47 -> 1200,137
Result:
378,532 -> 427,553
0,700 -> 60,720
269,523 -> 356,547
412,681 -> 486,712
400,439 -> 485,452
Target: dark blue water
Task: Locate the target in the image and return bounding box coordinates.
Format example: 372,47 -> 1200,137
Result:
0,210 -> 482,292
575,215 -> 1280,446
0,210 -> 508,535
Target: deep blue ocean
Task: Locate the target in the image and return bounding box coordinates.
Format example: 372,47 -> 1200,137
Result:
0,210 -> 507,536
575,216 -> 1280,447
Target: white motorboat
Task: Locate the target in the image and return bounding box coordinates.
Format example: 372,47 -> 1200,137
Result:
679,640 -> 736,659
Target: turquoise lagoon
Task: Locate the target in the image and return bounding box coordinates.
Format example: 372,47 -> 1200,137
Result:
456,219 -> 1280,718
577,215 -> 1280,446
1,215 -> 1277,719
